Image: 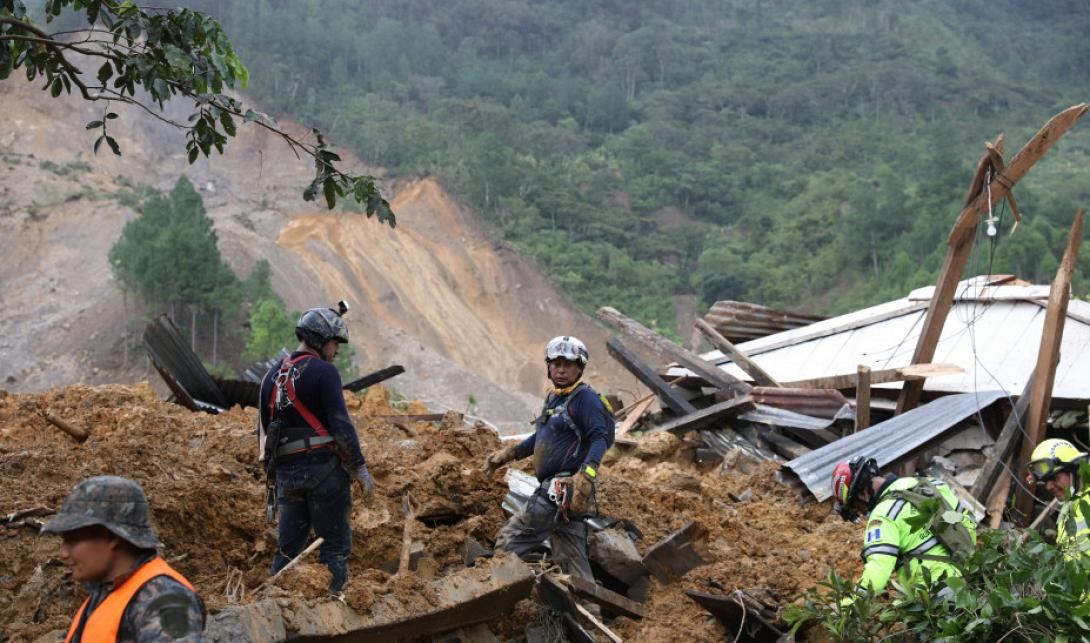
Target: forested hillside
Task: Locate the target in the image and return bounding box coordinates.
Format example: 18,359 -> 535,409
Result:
183,0 -> 1090,328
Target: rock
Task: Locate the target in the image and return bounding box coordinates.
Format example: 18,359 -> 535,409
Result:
590,528 -> 647,586
796,549 -> 811,563
737,488 -> 756,503
721,448 -> 764,475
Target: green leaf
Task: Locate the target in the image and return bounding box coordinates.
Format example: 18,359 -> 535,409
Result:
94,135 -> 104,155
106,112 -> 118,120
219,111 -> 235,136
49,76 -> 62,97
323,177 -> 337,209
105,135 -> 120,156
187,145 -> 199,164
86,120 -> 103,130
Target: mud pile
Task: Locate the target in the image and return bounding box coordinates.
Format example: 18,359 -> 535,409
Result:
0,384 -> 859,642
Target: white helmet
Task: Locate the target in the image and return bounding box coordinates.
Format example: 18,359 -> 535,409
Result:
545,336 -> 589,365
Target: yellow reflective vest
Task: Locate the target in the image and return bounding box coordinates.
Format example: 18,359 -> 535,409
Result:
855,477 -> 977,594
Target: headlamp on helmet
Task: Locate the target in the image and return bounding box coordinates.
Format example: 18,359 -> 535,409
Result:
295,301 -> 350,352
831,457 -> 879,522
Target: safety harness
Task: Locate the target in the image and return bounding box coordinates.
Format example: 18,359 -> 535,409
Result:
267,354 -> 335,458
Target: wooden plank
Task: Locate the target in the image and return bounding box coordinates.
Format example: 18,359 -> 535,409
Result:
781,362 -> 963,390
987,471 -> 1012,529
969,375 -> 1034,503
694,318 -> 781,387
898,105 -> 1088,414
598,307 -> 751,396
761,431 -> 811,460
1015,211 -> 1083,522
343,365 -> 406,392
565,575 -> 648,620
643,396 -> 755,436
606,338 -> 697,416
855,365 -> 871,434
617,396 -> 656,436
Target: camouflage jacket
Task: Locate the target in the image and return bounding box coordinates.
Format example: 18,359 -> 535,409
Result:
74,555 -> 205,642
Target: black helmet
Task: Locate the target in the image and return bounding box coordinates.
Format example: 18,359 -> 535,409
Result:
41,476 -> 161,549
831,457 -> 880,522
296,301 -> 350,351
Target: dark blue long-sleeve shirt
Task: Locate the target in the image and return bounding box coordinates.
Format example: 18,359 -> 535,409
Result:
516,384 -> 614,481
258,352 -> 366,468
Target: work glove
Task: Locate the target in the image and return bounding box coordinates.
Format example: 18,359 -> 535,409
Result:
484,443 -> 520,474
355,464 -> 375,499
568,468 -> 596,514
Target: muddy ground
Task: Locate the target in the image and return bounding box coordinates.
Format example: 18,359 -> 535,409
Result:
0,384 -> 860,642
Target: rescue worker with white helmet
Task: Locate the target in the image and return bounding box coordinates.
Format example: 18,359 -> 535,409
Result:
831,456 -> 977,598
485,336 -> 615,580
1025,438 -> 1090,556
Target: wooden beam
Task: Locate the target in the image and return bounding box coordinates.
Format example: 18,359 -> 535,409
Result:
606,338 -> 697,417
644,396 -> 755,436
564,575 -> 648,620
694,318 -> 781,387
781,363 -> 964,390
897,104 -> 1088,414
761,431 -> 811,460
855,365 -> 871,434
1015,211 -> 1083,521
343,365 -> 406,392
598,307 -> 751,396
969,375 -> 1034,503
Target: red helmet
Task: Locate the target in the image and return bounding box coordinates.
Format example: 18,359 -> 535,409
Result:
831,457 -> 878,521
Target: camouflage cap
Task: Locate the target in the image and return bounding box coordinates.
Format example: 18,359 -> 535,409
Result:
41,476 -> 161,549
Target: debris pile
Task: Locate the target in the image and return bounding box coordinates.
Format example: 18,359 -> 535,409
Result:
0,382 -> 862,641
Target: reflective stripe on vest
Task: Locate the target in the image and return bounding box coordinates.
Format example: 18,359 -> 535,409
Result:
268,354 -> 330,438
64,557 -> 194,643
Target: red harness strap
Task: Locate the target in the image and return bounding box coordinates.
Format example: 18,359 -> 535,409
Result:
268,354 -> 331,437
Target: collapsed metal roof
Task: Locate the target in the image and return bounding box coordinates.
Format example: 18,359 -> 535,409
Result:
781,390 -> 1009,501
670,276 -> 1090,400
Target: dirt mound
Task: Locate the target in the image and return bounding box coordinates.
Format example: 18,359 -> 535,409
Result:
0,384 -> 858,642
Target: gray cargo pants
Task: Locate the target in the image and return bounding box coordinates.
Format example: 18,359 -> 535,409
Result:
495,482 -> 594,580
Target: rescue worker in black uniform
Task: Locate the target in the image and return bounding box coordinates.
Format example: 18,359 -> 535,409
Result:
258,303 -> 374,594
485,335 -> 614,580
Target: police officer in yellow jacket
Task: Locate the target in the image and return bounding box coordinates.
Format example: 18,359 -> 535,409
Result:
1026,438 -> 1090,557
832,457 -> 977,596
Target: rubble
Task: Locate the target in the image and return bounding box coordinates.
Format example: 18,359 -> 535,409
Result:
0,381 -> 863,642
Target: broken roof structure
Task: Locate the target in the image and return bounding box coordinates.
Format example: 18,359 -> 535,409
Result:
668,276 -> 1090,402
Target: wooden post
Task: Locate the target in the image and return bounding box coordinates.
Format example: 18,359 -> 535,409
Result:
694,319 -> 781,387
897,104 -> 1089,415
969,374 -> 1035,503
1014,211 -> 1083,522
855,365 -> 871,434
598,307 -> 750,396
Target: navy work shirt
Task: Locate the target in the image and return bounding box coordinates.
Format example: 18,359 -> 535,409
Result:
515,384 -> 614,481
258,352 -> 366,468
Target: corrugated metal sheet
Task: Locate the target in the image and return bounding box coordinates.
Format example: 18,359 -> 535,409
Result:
704,301 -> 826,343
750,386 -> 852,420
143,316 -> 228,410
781,390 -> 1008,501
739,405 -> 844,431
668,277 -> 1090,400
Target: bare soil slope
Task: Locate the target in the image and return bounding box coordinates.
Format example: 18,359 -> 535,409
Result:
0,80 -> 635,431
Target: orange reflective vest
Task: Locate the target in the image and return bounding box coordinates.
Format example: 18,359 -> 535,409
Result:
64,557 -> 194,643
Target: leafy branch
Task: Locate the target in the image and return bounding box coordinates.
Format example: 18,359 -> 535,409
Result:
0,0 -> 394,225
